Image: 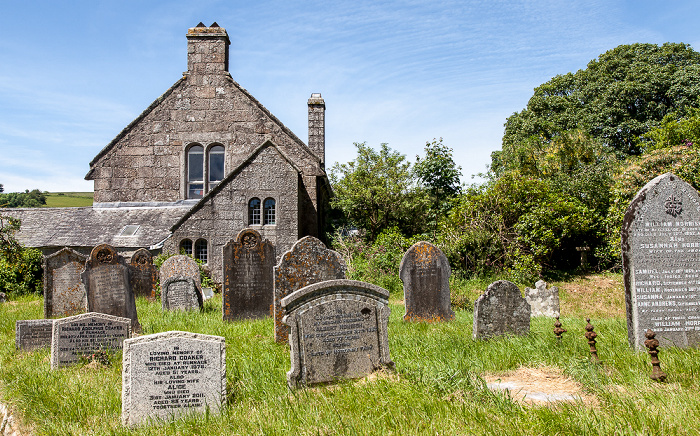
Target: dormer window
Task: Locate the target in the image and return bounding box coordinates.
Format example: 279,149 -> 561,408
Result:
187,143 -> 225,199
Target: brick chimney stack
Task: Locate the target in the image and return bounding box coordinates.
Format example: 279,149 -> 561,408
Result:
186,22 -> 230,74
308,93 -> 325,168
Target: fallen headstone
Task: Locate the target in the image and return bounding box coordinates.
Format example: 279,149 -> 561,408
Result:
130,248 -> 158,299
282,279 -> 394,388
121,331 -> 226,427
524,280 -> 560,318
51,312 -> 131,369
43,247 -> 87,318
81,244 -> 141,332
273,236 -> 346,342
623,172 -> 700,349
223,229 -> 275,320
399,241 -> 454,321
15,319 -> 54,351
473,280 -> 530,340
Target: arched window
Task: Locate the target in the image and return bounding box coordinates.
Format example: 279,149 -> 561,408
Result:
263,198 -> 276,225
248,198 -> 261,225
208,145 -> 225,191
195,239 -> 208,264
180,239 -> 193,255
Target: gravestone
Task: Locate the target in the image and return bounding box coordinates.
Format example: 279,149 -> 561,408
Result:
159,255 -> 201,292
622,172 -> 700,349
223,229 -> 275,320
15,319 -> 54,351
161,277 -> 203,311
524,280 -> 560,318
43,247 -> 87,318
282,279 -> 394,388
81,244 -> 141,332
273,236 -> 346,342
399,241 -> 454,322
473,280 -> 530,340
130,248 -> 158,299
51,312 -> 131,368
121,331 -> 226,427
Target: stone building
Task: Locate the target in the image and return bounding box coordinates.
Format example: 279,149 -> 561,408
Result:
7,23 -> 330,283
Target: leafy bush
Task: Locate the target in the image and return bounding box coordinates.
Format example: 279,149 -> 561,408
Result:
0,247 -> 43,296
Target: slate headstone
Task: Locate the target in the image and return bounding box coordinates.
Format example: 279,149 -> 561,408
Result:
524,280 -> 560,318
282,279 -> 394,388
161,277 -> 203,311
121,331 -> 226,427
622,172 -> 700,349
473,280 -> 531,340
43,247 -> 87,318
81,244 -> 141,332
273,236 -> 346,343
130,248 -> 158,299
223,229 -> 275,320
159,255 -> 201,292
51,312 -> 131,369
399,241 -> 454,322
15,319 -> 54,351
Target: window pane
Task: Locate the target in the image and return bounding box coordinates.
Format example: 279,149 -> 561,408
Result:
188,183 -> 204,199
248,198 -> 261,225
180,239 -> 193,255
264,198 -> 276,225
188,146 -> 204,181
209,146 -> 224,182
195,239 -> 208,263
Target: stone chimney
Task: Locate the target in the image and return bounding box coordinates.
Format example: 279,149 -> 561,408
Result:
186,22 -> 230,74
308,93 -> 325,167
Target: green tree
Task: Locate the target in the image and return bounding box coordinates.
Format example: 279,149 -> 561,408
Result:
0,189 -> 47,208
499,43 -> 700,159
0,215 -> 43,295
414,138 -> 462,216
643,106 -> 700,151
330,143 -> 429,240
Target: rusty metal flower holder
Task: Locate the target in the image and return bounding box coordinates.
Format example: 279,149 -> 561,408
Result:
553,316 -> 566,343
584,318 -> 599,363
644,329 -> 667,382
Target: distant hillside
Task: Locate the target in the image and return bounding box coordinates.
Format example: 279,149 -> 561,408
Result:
44,192 -> 93,208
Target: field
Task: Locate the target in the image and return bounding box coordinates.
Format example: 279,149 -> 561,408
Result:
1,273 -> 699,435
43,193 -> 93,208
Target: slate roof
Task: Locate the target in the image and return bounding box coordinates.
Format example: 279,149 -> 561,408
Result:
4,206 -> 190,249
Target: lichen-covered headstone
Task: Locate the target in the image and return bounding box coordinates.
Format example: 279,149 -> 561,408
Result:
50,312 -> 131,368
399,241 -> 454,322
43,247 -> 87,318
81,244 -> 141,332
130,248 -> 158,299
223,229 -> 275,320
273,236 -> 346,342
161,277 -> 203,311
16,319 -> 54,351
622,172 -> 700,349
159,255 -> 201,292
282,279 -> 394,388
473,280 -> 531,340
121,331 -> 226,427
524,280 -> 560,318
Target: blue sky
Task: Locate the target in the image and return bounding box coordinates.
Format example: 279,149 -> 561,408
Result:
1,0 -> 699,193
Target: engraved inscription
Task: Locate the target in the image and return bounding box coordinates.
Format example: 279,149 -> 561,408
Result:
90,265 -> 127,315
144,346 -> 208,411
53,262 -> 85,315
55,317 -> 129,366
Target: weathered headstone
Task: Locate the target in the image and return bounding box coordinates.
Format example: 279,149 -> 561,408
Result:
399,241 -> 454,322
159,255 -> 201,292
273,236 -> 346,342
51,312 -> 131,369
43,247 -> 87,318
282,279 -> 394,388
622,172 -> 700,349
223,229 -> 275,320
121,331 -> 226,427
524,280 -> 560,318
161,277 -> 203,311
81,244 -> 141,332
130,248 -> 158,299
15,319 -> 54,351
473,280 -> 531,340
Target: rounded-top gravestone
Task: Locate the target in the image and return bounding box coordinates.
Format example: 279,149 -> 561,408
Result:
473,280 -> 530,340
399,241 -> 454,322
130,248 -> 158,299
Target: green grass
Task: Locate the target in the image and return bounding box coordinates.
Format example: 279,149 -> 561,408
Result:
2,276 -> 700,435
44,192 -> 93,208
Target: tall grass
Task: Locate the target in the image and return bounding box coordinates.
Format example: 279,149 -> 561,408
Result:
1,279 -> 699,435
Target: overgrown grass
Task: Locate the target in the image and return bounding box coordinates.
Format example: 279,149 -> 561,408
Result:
1,275 -> 699,435
44,192 -> 93,208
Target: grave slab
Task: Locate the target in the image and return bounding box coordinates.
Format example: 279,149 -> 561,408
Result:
121,331 -> 226,427
15,319 -> 54,351
399,241 -> 454,321
473,280 -> 530,340
43,247 -> 87,318
282,279 -> 394,388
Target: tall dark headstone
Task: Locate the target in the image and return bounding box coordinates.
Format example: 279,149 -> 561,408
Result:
81,244 -> 141,332
473,280 -> 530,340
399,241 -> 454,322
273,236 -> 346,342
222,229 -> 275,320
622,172 -> 700,349
282,279 -> 394,388
129,248 -> 158,299
43,247 -> 87,318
